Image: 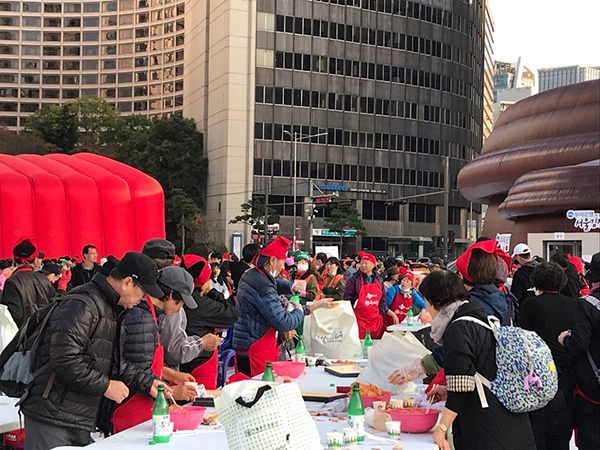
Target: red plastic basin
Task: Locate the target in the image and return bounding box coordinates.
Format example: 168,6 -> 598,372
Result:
170,405 -> 207,431
271,361 -> 306,378
384,407 -> 440,433
347,391 -> 392,408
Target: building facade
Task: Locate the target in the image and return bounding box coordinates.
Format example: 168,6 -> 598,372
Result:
183,0 -> 492,258
492,57 -> 536,123
538,65 -> 600,93
0,0 -> 186,128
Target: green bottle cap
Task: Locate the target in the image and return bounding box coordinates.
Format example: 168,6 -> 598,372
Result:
149,440 -> 156,445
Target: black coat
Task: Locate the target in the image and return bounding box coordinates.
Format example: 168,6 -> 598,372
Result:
1,267 -> 55,328
519,292 -> 575,370
564,289 -> 600,403
229,261 -> 250,292
180,288 -> 237,371
444,301 -> 535,450
560,264 -> 584,300
511,261 -> 539,305
70,262 -> 99,288
20,274 -> 155,432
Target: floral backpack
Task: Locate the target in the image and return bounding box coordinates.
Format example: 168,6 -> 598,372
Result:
454,315 -> 558,413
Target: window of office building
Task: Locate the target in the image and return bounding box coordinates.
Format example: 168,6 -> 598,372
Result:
408,203 -> 437,223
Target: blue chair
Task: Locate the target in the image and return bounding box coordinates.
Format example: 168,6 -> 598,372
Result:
217,349 -> 237,387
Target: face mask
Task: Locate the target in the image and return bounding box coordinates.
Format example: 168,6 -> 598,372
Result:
297,263 -> 309,272
270,270 -> 278,278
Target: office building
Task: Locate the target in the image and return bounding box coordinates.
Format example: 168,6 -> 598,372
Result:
0,0 -> 186,128
538,65 -> 600,92
493,57 -> 536,123
184,0 -> 493,258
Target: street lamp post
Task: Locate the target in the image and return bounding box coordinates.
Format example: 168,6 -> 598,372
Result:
283,130 -> 328,251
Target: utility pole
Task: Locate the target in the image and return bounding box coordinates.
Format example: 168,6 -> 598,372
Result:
308,182 -> 314,253
442,156 -> 450,260
292,132 -> 298,251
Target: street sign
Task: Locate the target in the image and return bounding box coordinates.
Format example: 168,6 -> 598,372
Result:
313,228 -> 357,237
313,195 -> 332,203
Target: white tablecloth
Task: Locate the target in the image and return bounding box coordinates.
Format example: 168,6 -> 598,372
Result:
0,397 -> 21,433
386,323 -> 431,333
85,367 -> 438,449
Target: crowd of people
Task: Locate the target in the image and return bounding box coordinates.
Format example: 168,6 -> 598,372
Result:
0,236 -> 598,450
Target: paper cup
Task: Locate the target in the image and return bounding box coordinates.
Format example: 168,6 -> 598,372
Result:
306,356 -> 317,367
386,421 -> 401,440
372,400 -> 387,411
343,428 -> 358,447
327,432 -> 343,449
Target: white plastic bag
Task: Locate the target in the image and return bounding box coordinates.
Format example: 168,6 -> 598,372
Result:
215,381 -> 322,450
357,331 -> 430,394
304,301 -> 362,359
0,305 -> 18,354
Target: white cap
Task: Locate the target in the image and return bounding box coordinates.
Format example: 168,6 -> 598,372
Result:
512,243 -> 531,258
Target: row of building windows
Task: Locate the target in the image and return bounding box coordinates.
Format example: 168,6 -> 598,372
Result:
255,85 -> 472,131
4,0 -> 183,14
254,122 -> 444,154
0,53 -> 182,71
0,80 -> 182,100
0,65 -> 183,84
0,36 -> 183,55
253,157 -> 443,188
310,0 -> 473,37
267,50 -> 472,100
0,26 -> 184,43
362,200 -> 400,221
273,14 -> 469,67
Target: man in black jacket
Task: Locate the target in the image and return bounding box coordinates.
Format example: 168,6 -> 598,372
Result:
510,243 -> 539,310
70,244 -> 99,287
551,253 -> 584,299
1,239 -> 55,328
21,252 -> 165,450
229,243 -> 260,292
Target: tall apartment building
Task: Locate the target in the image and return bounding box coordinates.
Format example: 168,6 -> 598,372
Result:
538,65 -> 600,92
0,0 -> 186,128
185,0 -> 492,258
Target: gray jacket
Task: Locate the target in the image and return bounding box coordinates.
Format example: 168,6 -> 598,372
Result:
158,308 -> 204,369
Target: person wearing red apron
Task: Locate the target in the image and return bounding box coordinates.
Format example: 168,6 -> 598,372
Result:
343,251 -> 386,339
111,298 -> 164,433
180,254 -> 236,390
383,269 -> 428,327
232,237 -> 307,377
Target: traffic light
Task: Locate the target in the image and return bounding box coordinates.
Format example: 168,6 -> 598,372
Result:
431,235 -> 443,248
312,195 -> 332,204
448,229 -> 456,249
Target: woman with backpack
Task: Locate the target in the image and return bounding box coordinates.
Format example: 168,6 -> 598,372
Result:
520,262 -> 576,450
417,270 -> 535,450
559,252 -> 600,450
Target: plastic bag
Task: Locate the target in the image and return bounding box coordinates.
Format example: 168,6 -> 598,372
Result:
0,305 -> 18,354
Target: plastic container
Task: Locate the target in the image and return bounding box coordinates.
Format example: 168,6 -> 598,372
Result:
346,391 -> 392,408
170,405 -> 207,431
336,386 -> 351,394
270,361 -> 306,378
384,407 -> 440,433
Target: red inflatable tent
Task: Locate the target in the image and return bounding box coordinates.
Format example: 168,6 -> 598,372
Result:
0,153 -> 165,259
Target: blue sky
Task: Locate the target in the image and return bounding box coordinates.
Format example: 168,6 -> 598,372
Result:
491,0 -> 600,71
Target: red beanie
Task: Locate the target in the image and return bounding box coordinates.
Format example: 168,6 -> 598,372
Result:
567,254 -> 584,273
399,266 -> 414,282
260,237 -> 291,260
358,251 -> 377,265
456,240 -> 511,283
182,254 -> 212,288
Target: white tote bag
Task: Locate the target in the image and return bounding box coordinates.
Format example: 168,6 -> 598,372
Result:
304,301 -> 362,359
215,381 -> 323,450
357,331 -> 430,394
0,305 -> 18,354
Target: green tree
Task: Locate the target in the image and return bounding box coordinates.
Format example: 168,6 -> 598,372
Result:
23,104 -> 78,153
324,198 -> 366,252
229,196 -> 280,237
0,127 -> 59,155
166,188 -> 201,254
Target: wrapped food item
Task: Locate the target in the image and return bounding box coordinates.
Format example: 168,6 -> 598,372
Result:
350,382 -> 384,397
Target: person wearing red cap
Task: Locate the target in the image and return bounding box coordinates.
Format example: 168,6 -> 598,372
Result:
180,254 -> 237,389
233,237 -> 333,376
343,251 -> 387,339
1,239 -> 55,328
455,239 -> 511,325
384,267 -> 427,327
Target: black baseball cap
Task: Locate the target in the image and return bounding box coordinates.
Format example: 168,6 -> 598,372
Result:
588,252 -> 600,283
40,262 -> 61,276
115,252 -> 163,298
142,239 -> 176,260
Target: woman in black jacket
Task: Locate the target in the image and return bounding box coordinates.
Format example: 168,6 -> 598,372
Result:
559,252 -> 600,450
520,262 -> 575,450
419,270 -> 535,450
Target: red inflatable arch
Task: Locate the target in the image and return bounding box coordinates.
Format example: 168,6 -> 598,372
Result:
0,153 -> 165,260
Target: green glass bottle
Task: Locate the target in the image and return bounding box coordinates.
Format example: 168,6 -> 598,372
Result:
152,385 -> 171,443
348,384 -> 365,442
407,308 -> 415,326
262,361 -> 275,381
295,335 -> 306,363
362,330 -> 373,359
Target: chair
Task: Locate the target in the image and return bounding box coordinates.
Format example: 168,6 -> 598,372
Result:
217,349 -> 236,387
